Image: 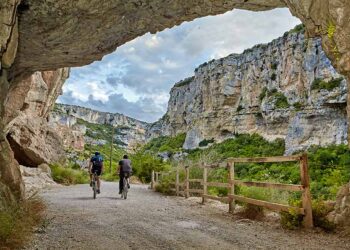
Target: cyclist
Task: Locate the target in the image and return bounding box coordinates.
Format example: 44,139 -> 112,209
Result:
89,152 -> 104,194
118,155 -> 132,194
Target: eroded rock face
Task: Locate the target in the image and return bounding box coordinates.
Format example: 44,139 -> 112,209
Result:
48,111 -> 86,151
51,104 -> 149,152
148,31 -> 348,154
4,69 -> 69,167
12,0 -> 285,76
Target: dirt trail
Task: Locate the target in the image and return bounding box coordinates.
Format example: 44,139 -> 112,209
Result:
27,182 -> 350,250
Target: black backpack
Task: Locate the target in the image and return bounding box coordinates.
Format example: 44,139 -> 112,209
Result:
92,155 -> 103,168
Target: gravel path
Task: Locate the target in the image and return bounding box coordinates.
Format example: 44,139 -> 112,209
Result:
27,182 -> 350,250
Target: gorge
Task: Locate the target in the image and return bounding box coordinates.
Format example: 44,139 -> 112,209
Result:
1,0 -> 350,230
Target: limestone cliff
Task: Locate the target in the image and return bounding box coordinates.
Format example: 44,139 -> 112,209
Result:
5,69 -> 69,167
148,29 -> 348,154
50,104 -> 149,152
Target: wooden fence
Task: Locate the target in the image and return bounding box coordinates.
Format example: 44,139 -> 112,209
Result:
151,154 -> 313,228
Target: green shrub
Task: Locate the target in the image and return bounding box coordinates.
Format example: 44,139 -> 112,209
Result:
199,138 -> 215,147
289,24 -> 305,34
271,62 -> 278,70
143,133 -> 186,154
0,194 -> 45,249
259,87 -> 268,101
155,175 -> 175,195
312,199 -> 336,232
280,210 -> 303,229
311,77 -> 343,91
271,73 -> 277,81
174,77 -> 195,88
236,105 -> 244,112
50,163 -> 89,185
293,102 -> 303,111
281,199 -> 336,231
273,92 -> 289,109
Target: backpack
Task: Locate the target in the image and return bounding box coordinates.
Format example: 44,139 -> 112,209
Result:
92,155 -> 103,168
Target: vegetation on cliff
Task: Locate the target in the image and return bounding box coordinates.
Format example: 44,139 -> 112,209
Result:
0,193 -> 45,248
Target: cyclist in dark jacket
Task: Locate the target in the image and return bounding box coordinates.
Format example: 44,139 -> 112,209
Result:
118,155 -> 132,194
89,152 -> 104,193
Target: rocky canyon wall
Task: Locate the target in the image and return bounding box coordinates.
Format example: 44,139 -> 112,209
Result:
50,104 -> 149,152
148,29 -> 348,155
1,0 -> 350,201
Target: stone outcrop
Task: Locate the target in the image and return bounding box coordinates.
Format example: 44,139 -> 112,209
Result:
12,0 -> 285,76
5,69 -> 69,167
50,104 -> 149,151
20,164 -> 58,197
48,111 -> 86,151
148,30 -> 348,154
328,182 -> 350,227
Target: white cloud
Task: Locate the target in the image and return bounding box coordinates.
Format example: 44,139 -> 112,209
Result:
59,8 -> 301,122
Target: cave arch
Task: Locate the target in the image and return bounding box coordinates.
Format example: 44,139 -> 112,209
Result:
1,0 -> 350,199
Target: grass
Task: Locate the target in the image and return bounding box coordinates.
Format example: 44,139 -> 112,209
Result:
50,163 -> 89,185
0,194 -> 46,249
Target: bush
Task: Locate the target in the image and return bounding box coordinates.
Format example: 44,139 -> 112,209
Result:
280,199 -> 336,231
271,73 -> 277,81
199,138 -> 215,147
312,199 -> 336,232
289,24 -> 305,34
50,163 -> 89,185
259,87 -> 268,101
174,77 -> 194,88
155,175 -> 174,195
271,62 -> 278,70
311,77 -> 343,91
280,210 -> 303,229
293,102 -> 303,111
0,194 -> 45,249
273,92 -> 289,109
143,133 -> 186,154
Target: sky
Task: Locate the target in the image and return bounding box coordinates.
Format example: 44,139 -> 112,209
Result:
58,8 -> 300,123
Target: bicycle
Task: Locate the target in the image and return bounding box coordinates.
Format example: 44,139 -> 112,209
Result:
91,172 -> 98,199
121,173 -> 130,199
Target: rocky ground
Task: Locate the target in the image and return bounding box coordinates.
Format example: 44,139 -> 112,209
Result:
27,183 -> 350,250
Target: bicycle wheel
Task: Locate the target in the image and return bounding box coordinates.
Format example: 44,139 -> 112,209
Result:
92,176 -> 97,199
123,177 -> 128,199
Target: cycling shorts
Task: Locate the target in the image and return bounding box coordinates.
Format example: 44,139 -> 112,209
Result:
91,167 -> 102,176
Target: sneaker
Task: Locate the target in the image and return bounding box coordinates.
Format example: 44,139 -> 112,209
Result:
97,189 -> 100,194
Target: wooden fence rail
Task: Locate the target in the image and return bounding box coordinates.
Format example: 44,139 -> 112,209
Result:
151,154 -> 313,228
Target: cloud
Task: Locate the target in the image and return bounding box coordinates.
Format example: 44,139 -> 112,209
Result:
58,8 -> 300,122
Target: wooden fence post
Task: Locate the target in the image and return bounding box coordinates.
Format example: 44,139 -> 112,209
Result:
300,154 -> 313,228
176,167 -> 179,196
228,162 -> 235,213
185,166 -> 190,198
202,166 -> 208,204
151,170 -> 155,189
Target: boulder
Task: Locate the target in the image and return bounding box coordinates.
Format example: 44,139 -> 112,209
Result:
328,182 -> 350,227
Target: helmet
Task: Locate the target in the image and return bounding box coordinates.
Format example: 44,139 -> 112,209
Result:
95,152 -> 100,156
